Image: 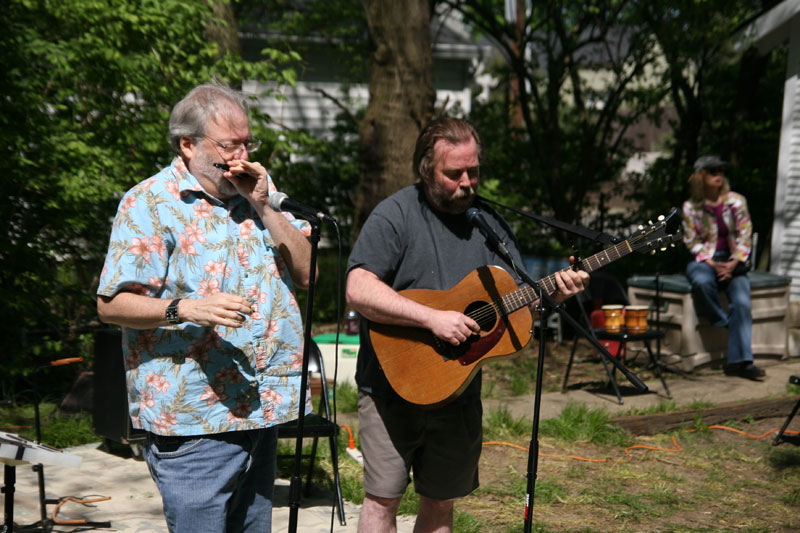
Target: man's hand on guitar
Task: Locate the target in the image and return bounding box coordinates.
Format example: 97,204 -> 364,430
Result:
551,256 -> 589,303
551,270 -> 588,303
428,310 -> 481,346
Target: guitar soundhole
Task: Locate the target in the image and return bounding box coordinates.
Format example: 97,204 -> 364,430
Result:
464,300 -> 496,332
434,301 -> 497,361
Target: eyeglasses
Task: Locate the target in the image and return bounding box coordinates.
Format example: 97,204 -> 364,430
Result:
706,167 -> 724,176
203,135 -> 262,155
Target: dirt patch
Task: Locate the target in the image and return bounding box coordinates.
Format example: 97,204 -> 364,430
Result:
452,338 -> 800,531
456,400 -> 800,532
311,331 -> 800,531
458,412 -> 800,531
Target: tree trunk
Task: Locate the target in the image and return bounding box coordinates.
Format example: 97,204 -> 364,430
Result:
206,0 -> 241,57
353,0 -> 435,244
508,0 -> 526,132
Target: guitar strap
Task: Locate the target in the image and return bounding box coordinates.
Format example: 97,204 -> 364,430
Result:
476,195 -> 621,245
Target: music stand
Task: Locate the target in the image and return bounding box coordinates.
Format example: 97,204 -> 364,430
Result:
20,359 -> 111,532
1,431 -> 86,533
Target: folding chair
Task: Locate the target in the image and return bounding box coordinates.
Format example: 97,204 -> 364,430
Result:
772,375 -> 800,446
277,339 -> 346,525
562,272 -> 670,404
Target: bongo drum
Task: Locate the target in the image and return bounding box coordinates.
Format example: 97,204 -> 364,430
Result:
624,305 -> 649,334
601,305 -> 624,333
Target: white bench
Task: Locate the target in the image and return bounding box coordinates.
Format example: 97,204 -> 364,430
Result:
627,271 -> 791,372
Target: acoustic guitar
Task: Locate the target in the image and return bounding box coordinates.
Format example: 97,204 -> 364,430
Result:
369,209 -> 682,407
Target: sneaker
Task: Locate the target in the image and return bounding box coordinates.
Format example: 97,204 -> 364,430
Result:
723,362 -> 766,380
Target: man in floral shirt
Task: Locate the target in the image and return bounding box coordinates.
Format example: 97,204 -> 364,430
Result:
97,82 -> 315,532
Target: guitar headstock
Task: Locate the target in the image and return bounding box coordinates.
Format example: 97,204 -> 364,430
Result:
628,207 -> 682,254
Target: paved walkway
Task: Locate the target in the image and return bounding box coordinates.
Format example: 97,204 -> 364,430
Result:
7,356 -> 800,532
9,443 -> 384,533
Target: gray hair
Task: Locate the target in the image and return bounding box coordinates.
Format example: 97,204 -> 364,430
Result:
168,82 -> 250,153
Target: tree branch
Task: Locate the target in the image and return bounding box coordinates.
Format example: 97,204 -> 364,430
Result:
312,87 -> 359,126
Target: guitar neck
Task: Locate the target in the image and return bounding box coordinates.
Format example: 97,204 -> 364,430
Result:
500,240 -> 633,315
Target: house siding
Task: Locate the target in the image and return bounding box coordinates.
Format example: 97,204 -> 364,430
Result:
771,17 -> 800,299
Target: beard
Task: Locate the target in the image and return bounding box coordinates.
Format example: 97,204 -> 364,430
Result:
425,178 -> 475,214
191,149 -> 238,199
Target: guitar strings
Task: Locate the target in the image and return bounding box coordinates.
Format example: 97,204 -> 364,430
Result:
462,268 -> 576,329
459,226 -> 667,331
466,303 -> 500,329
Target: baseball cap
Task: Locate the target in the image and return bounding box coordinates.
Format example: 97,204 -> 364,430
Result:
693,155 -> 727,172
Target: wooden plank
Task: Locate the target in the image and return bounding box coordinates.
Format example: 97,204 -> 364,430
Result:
612,395 -> 800,435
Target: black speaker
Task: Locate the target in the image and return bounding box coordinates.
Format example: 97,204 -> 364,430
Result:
92,329 -> 146,444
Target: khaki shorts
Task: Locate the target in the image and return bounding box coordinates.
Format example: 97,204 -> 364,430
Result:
357,391 -> 482,500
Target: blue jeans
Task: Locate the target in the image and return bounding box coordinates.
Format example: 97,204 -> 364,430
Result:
686,257 -> 753,365
143,426 -> 278,533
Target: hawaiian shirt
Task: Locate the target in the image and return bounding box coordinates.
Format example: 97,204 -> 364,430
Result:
682,191 -> 752,263
97,157 -> 312,436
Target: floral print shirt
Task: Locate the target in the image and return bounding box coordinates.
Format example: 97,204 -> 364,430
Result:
97,157 -> 311,436
682,191 -> 752,263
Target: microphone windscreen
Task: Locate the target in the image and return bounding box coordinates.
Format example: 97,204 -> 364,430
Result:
268,191 -> 288,212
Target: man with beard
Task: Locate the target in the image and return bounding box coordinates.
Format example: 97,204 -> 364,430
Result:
97,82 -> 315,532
346,117 -> 588,533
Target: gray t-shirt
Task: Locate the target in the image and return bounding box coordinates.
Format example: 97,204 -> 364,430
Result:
347,184 -> 526,401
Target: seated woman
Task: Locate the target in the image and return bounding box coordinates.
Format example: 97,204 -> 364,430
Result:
682,155 -> 765,380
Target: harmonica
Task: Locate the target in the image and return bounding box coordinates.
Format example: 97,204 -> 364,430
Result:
214,162 -> 254,180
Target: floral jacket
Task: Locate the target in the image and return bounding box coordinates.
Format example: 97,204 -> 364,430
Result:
681,191 -> 752,263
97,157 -> 311,436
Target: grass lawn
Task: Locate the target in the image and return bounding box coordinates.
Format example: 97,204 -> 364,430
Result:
3,339 -> 799,532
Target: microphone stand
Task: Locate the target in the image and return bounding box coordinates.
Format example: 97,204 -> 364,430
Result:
475,224 -> 647,533
288,216 -> 321,533
522,286 -> 648,532
477,195 -> 621,246
474,197 -> 660,529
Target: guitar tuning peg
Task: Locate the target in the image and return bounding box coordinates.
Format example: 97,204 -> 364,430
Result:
670,243 -> 675,248
660,246 -> 667,251
648,220 -> 653,225
658,215 -> 665,221
638,225 -> 644,230
651,250 -> 656,255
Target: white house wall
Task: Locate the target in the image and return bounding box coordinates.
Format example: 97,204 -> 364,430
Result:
771,17 -> 800,299
244,80 -> 472,138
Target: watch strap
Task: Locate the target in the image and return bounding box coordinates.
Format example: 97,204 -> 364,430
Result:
165,298 -> 182,324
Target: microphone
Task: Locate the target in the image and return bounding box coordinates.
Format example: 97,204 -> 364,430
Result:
466,207 -> 510,258
268,192 -> 334,223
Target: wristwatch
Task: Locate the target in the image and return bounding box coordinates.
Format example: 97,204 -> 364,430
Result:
165,298 -> 183,324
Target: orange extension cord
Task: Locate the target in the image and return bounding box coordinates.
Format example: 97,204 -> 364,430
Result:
340,424 -> 364,464
484,425 -> 800,464
340,424 -> 357,451
52,495 -> 111,525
